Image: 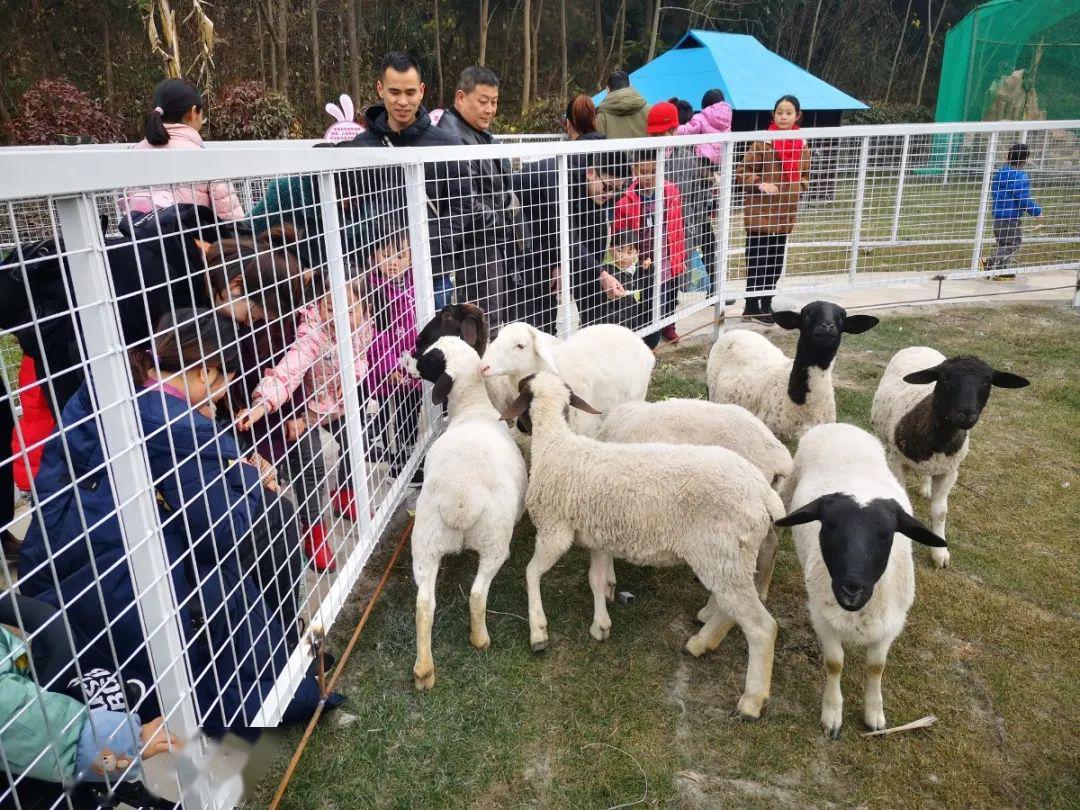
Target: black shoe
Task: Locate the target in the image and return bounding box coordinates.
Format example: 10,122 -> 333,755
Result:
307,652 -> 337,677
2,531 -> 20,566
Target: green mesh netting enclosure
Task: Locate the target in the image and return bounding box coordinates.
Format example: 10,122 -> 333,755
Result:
936,0 -> 1080,123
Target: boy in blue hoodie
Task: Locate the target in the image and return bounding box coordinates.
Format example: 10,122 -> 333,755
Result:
985,143 -> 1042,280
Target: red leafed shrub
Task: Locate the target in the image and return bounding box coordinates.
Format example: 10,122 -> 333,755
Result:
7,78 -> 124,145
212,81 -> 298,141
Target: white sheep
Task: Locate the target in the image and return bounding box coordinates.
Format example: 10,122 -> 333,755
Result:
870,347 -> 1029,568
706,301 -> 879,442
482,321 -> 656,600
410,337 -> 528,690
503,372 -> 783,720
775,423 -> 947,738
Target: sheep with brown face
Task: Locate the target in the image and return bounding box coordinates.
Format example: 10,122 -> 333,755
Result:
870,347 -> 1029,568
503,372 -> 783,720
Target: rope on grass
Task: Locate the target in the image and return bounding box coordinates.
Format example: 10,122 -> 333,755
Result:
581,742 -> 648,810
269,517 -> 413,810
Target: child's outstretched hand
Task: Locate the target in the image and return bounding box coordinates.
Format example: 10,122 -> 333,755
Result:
389,370 -> 407,387
140,717 -> 179,759
236,403 -> 268,430
284,417 -> 309,442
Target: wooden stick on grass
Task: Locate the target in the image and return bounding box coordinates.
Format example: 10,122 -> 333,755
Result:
861,715 -> 937,738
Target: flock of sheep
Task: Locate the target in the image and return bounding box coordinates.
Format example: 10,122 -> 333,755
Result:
402,301 -> 1029,737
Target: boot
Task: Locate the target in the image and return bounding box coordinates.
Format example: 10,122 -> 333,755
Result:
303,523 -> 337,573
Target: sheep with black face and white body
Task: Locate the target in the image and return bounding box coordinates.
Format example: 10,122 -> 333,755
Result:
503,372 -> 783,720
706,301 -> 879,443
870,348 -> 1029,568
410,336 -> 528,690
776,423 -> 947,738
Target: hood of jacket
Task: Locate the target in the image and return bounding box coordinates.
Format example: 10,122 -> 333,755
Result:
599,87 -> 648,117
698,102 -> 733,132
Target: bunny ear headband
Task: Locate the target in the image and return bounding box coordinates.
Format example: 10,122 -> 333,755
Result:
325,94 -> 356,123
323,93 -> 364,143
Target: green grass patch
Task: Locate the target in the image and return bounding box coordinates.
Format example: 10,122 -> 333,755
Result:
253,303 -> 1080,809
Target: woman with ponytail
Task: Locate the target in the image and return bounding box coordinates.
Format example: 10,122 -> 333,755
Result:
118,78 -> 246,221
563,94 -> 599,141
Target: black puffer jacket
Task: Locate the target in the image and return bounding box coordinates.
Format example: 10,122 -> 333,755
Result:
436,106 -> 513,255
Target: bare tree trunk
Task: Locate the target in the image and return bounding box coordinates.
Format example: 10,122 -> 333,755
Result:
805,0 -> 824,69
434,0 -> 445,107
595,0 -> 626,86
531,0 -> 545,98
30,0 -> 60,69
257,10 -> 267,86
311,0 -> 322,111
616,0 -> 625,67
522,0 -> 532,112
915,0 -> 948,106
648,0 -> 662,62
103,15 -> 115,110
278,0 -> 289,97
479,0 -> 490,66
266,2 -> 278,89
346,0 -> 360,103
885,0 -> 914,102
594,0 -> 603,52
560,0 -> 568,96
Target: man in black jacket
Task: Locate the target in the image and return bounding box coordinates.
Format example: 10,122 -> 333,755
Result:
435,66 -> 515,327
338,51 -> 460,309
512,142 -> 631,334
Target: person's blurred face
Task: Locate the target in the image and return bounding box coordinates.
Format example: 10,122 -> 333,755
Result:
634,160 -> 657,192
585,169 -> 625,206
377,67 -> 426,130
374,238 -> 411,280
612,243 -> 638,270
455,84 -> 499,132
773,100 -> 799,130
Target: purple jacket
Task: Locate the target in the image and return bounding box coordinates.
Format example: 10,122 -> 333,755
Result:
366,271 -> 422,399
676,102 -> 733,165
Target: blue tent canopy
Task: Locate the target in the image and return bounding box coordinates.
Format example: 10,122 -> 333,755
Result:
594,30 -> 867,112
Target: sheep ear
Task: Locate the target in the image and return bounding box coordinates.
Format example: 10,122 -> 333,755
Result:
533,330 -> 560,374
894,508 -> 947,548
325,102 -> 345,122
843,314 -> 879,334
774,497 -> 824,527
339,94 -> 355,121
991,370 -> 1030,389
771,310 -> 801,330
569,391 -> 601,415
457,304 -> 488,355
903,365 -> 941,385
500,390 -> 533,422
431,372 -> 454,406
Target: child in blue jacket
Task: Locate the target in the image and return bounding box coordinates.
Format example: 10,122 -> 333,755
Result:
985,143 -> 1042,280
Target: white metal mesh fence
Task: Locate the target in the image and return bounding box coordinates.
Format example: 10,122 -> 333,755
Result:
0,119 -> 1076,807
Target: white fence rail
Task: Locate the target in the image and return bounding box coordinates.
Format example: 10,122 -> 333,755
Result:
0,118 -> 1077,808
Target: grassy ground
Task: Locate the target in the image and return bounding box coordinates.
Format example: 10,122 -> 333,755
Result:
253,302 -> 1079,809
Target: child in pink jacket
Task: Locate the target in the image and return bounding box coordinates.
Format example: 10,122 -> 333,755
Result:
237,269 -> 374,572
118,79 -> 246,221
676,88 -> 733,165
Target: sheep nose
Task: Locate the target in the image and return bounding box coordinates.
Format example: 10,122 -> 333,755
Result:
954,409 -> 978,428
839,583 -> 864,602
479,364 -> 492,377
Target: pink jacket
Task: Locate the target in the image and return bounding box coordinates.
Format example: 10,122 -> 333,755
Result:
254,304 -> 374,425
118,124 -> 246,221
676,102 -> 733,165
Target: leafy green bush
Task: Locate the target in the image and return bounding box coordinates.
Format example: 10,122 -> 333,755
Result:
211,81 -> 299,140
494,95 -> 566,136
844,102 -> 935,126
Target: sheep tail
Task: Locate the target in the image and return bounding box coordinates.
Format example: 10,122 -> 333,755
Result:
765,487 -> 786,525
435,488 -> 485,532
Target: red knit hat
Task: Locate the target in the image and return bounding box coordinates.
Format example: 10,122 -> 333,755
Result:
646,101 -> 679,134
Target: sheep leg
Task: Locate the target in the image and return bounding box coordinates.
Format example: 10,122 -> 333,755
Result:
413,553 -> 440,691
695,593 -> 718,624
686,605 -> 735,657
817,628 -> 845,739
525,526 -> 573,652
470,545 -> 509,651
712,588 -> 777,720
929,468 -> 958,568
887,454 -> 907,489
606,555 -> 617,603
754,527 -> 780,602
919,474 -> 933,500
863,638 -> 891,732
588,550 -> 613,641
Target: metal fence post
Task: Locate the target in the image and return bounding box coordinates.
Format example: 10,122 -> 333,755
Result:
890,133 -> 910,244
404,162 -> 437,326
54,194 -> 224,804
651,147 -> 666,329
942,133 -> 954,185
848,136 -> 871,283
556,154 -> 574,338
317,172 -> 372,543
971,131 -> 999,274
712,144 -> 735,342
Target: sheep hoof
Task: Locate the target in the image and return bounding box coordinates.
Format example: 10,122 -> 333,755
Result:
530,639 -> 548,653
530,628 -> 549,653
864,711 -> 886,733
470,632 -> 491,651
589,621 -> 611,641
821,707 -> 843,739
931,547 -> 951,568
735,693 -> 766,720
824,723 -> 842,741
413,668 -> 436,691
684,636 -> 708,658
